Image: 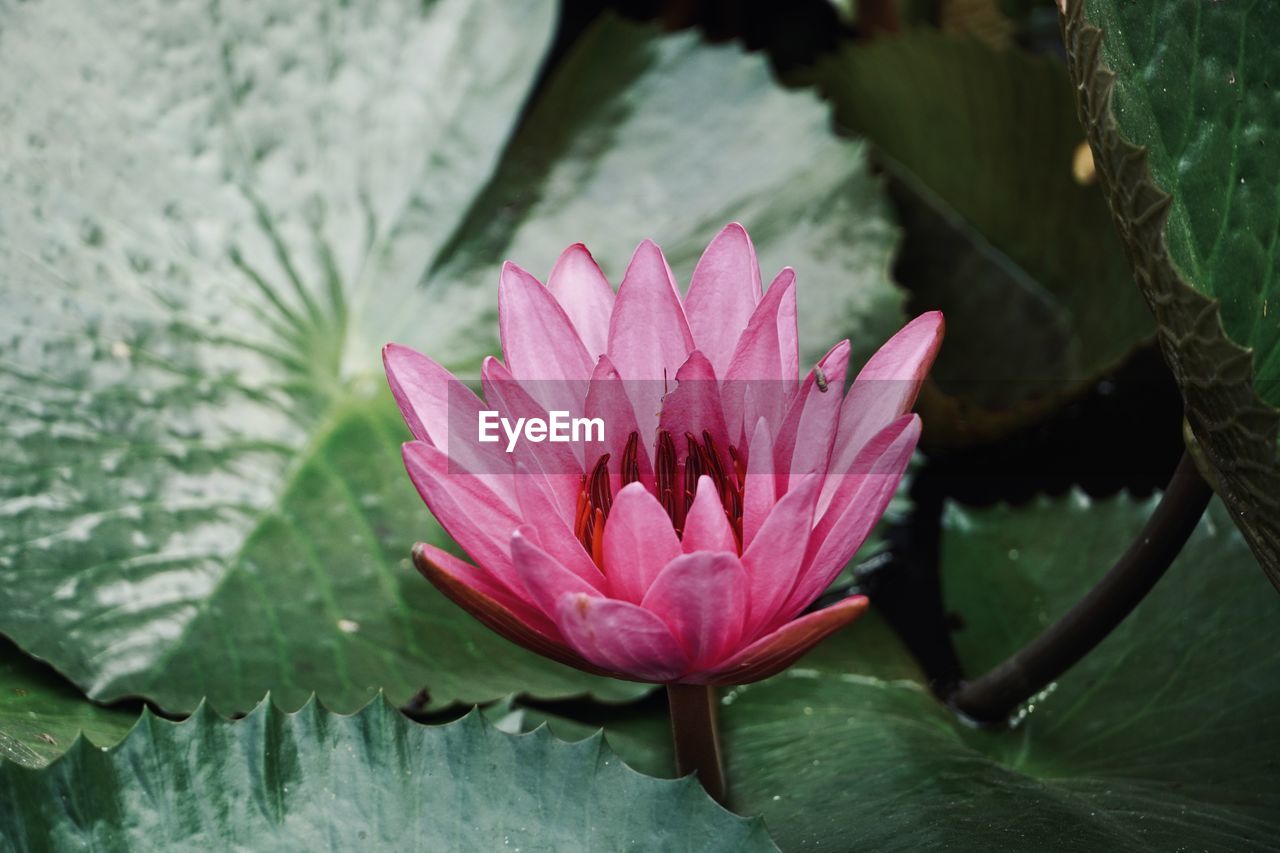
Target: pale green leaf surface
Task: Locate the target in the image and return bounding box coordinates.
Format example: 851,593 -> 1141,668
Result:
434,17 -> 905,371
0,0 -> 644,715
0,5 -> 903,714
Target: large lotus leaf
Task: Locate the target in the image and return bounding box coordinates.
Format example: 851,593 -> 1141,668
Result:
1062,0 -> 1280,589
719,495 -> 1280,850
814,31 -> 1154,445
432,16 -> 904,371
0,697 -> 775,852
0,3 -> 903,715
0,0 -> 659,715
535,495 -> 1280,850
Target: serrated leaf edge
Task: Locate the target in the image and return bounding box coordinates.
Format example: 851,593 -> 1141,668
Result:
0,690 -> 775,845
1062,0 -> 1280,590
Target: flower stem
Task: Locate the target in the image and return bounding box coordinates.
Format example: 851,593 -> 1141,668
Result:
667,684 -> 727,805
951,450 -> 1212,724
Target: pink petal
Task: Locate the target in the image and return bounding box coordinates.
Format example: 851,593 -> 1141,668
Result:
683,223 -> 762,378
584,355 -> 653,492
548,243 -> 615,359
383,343 -> 449,445
481,356 -> 586,481
723,268 -> 797,447
513,466 -> 602,586
602,482 -> 682,604
402,441 -> 524,599
511,527 -> 601,619
812,413 -> 918,555
693,595 -> 869,686
499,261 -> 595,383
383,344 -> 507,473
856,311 -> 946,385
412,541 -> 534,623
607,240 -> 694,439
657,350 -> 730,464
741,417 -> 776,550
641,551 -> 748,669
782,415 -> 919,620
680,476 -> 738,554
825,312 -> 943,509
414,543 -> 601,674
556,593 -> 689,683
606,239 -> 694,380
725,268 -> 794,380
773,269 -> 800,395
740,474 -> 820,639
774,340 -> 851,490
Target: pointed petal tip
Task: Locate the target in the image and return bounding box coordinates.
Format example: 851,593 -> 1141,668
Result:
499,259 -> 541,288
510,524 -> 548,555
632,235 -> 680,266
822,339 -> 852,363
698,593 -> 870,686
381,340 -> 420,369
710,221 -> 753,246
845,593 -> 871,615
559,241 -> 593,258
381,342 -> 401,374
910,310 -> 946,339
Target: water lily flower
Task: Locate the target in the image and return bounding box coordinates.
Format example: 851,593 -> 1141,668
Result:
385,224 -> 941,686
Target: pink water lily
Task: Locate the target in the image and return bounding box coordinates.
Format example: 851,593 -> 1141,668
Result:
385,224 -> 942,685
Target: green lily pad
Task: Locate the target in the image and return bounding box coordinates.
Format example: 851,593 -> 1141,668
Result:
0,4 -> 903,714
813,32 -> 1153,445
0,696 -> 775,852
1062,0 -> 1280,588
0,644 -> 137,768
722,495 -> 1280,850
0,0 -> 651,715
435,16 -> 904,370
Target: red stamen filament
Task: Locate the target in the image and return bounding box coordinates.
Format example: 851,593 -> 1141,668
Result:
575,429 -> 744,571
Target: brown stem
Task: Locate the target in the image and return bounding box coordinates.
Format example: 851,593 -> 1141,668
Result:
667,684 -> 727,805
951,450 -> 1212,724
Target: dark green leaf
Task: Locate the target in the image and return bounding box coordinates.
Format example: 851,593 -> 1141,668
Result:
0,697 -> 775,852
723,496 -> 1280,850
1063,0 -> 1280,588
814,32 -> 1153,445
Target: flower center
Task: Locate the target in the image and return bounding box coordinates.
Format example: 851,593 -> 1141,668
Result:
573,429 -> 746,570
